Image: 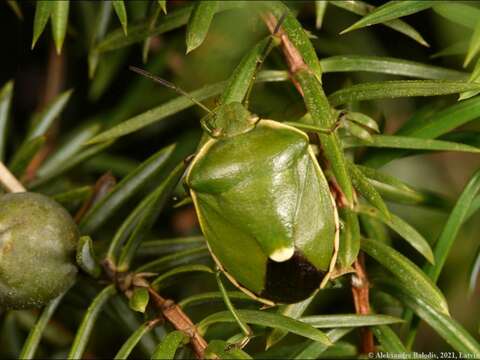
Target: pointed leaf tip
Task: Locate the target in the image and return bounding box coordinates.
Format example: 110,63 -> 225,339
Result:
158,0 -> 167,14
51,0 -> 70,54
341,1 -> 434,35
32,1 -> 53,49
185,1 -> 218,53
113,0 -> 128,36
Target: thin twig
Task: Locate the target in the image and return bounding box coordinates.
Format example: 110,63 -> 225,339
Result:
147,287 -> 209,359
42,43 -> 66,107
23,145 -> 55,183
351,253 -> 375,354
74,172 -> 116,223
24,43 -> 65,183
0,161 -> 26,193
262,13 -> 306,95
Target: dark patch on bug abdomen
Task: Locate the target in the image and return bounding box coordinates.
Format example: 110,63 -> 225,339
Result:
261,251 -> 324,303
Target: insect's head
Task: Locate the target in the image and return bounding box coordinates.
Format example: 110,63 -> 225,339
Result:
128,67 -> 260,140
201,102 -> 260,139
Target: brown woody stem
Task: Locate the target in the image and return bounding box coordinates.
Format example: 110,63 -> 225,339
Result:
351,253 -> 375,354
147,287 -> 208,359
262,13 -> 307,94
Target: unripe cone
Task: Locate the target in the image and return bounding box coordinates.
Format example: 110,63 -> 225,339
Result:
0,192 -> 79,309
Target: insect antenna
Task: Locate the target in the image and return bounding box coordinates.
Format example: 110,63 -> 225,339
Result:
243,11 -> 287,107
129,66 -> 214,115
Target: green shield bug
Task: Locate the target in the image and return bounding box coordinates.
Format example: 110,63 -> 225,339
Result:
130,66 -> 340,305
185,103 -> 339,305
